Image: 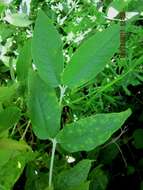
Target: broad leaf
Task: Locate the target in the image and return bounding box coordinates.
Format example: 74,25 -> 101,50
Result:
55,159 -> 92,190
57,109 -> 131,152
62,24 -> 120,89
0,106 -> 21,133
28,71 -> 61,139
32,10 -> 64,87
5,13 -> 32,27
16,40 -> 32,82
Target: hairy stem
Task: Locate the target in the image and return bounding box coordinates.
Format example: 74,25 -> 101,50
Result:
49,139 -> 57,187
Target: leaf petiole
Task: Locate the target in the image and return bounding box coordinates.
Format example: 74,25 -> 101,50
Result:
49,138 -> 57,188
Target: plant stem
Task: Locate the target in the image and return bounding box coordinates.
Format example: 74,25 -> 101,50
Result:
9,58 -> 15,81
20,121 -> 31,140
59,85 -> 67,106
49,138 -> 57,188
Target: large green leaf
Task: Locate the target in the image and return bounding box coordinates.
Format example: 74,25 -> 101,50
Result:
32,10 -> 64,87
28,71 -> 61,139
62,24 -> 120,89
0,106 -> 21,133
55,159 -> 92,190
57,109 -> 131,152
16,40 -> 32,82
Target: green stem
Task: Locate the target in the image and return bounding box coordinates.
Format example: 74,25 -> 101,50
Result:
20,121 -> 31,140
59,85 -> 67,106
49,139 -> 57,188
9,58 -> 15,81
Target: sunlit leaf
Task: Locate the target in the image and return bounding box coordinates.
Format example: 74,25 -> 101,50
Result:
57,109 -> 131,152
32,10 -> 64,87
62,24 -> 120,89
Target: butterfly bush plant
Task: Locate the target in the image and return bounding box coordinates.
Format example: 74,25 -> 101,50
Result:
22,10 -> 132,189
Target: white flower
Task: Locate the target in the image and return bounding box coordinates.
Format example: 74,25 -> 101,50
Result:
97,26 -> 103,32
74,32 -> 84,44
73,114 -> 78,122
66,155 -> 76,163
66,32 -> 75,43
67,0 -> 79,10
107,7 -> 119,20
75,17 -> 83,24
84,28 -> 92,35
88,15 -> 97,22
63,49 -> 71,62
56,2 -> 63,11
57,15 -> 67,25
26,29 -> 33,38
32,63 -> 37,70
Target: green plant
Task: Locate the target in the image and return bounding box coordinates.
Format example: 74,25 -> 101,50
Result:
1,0 -> 143,189
26,10 -> 131,189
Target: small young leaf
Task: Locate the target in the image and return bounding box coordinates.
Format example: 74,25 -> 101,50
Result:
16,40 -> 32,82
32,10 -> 64,87
57,109 -> 131,152
0,138 -> 31,150
0,23 -> 15,41
0,106 -> 21,133
55,159 -> 92,190
28,71 -> 61,139
62,24 -> 120,89
0,84 -> 17,103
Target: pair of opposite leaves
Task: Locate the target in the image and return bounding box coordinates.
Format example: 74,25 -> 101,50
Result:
28,10 -> 131,153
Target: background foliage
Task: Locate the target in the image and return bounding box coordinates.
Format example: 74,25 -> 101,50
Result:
0,0 -> 143,190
